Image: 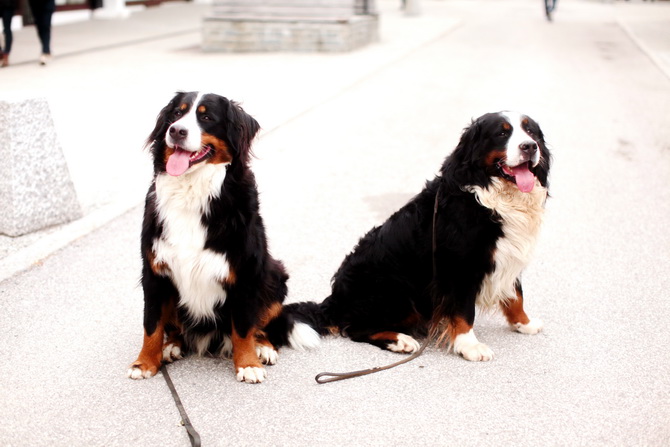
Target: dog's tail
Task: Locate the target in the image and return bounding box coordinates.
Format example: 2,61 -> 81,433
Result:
265,300 -> 333,351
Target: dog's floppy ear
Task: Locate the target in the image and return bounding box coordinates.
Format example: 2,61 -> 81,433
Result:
223,99 -> 260,166
457,118 -> 483,163
145,93 -> 182,150
442,118 -> 481,168
440,117 -> 491,188
531,121 -> 552,188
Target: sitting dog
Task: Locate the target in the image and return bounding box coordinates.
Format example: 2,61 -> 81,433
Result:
271,112 -> 551,361
128,92 -> 318,383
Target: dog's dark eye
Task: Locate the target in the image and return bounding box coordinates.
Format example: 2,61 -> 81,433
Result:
499,130 -> 510,137
201,115 -> 212,121
174,110 -> 183,118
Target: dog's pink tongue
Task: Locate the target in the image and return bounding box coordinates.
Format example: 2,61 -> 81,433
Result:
511,164 -> 536,193
166,149 -> 190,176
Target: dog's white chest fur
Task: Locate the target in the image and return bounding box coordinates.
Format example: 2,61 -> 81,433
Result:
468,178 -> 547,308
152,165 -> 230,322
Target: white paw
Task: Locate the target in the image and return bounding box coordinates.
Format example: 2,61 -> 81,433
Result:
453,329 -> 493,362
387,333 -> 421,353
514,318 -> 543,335
236,366 -> 267,384
256,345 -> 278,365
162,343 -> 183,363
459,343 -> 494,362
127,366 -> 156,380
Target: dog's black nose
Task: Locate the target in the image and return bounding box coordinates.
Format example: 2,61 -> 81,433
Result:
169,125 -> 188,140
519,141 -> 538,154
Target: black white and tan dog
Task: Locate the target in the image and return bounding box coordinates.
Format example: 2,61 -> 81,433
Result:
127,92 -> 318,384
275,112 -> 551,361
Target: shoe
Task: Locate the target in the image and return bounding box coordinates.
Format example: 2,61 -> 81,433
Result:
39,53 -> 51,65
1,53 -> 8,68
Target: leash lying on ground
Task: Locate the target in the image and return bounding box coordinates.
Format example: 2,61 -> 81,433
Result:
315,337 -> 431,384
315,184 -> 443,385
161,365 -> 201,447
161,185 -> 444,444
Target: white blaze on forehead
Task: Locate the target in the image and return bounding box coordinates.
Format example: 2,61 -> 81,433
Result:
166,92 -> 205,152
501,111 -> 540,168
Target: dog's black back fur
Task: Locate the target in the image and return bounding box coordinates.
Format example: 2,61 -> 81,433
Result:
272,112 -> 551,358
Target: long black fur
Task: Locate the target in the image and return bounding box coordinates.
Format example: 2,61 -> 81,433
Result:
133,92 -> 287,379
267,112 -> 551,352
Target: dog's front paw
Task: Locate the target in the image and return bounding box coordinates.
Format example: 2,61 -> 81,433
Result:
256,345 -> 278,365
127,361 -> 159,380
162,343 -> 183,363
453,329 -> 493,362
387,333 -> 421,354
236,366 -> 267,384
458,343 -> 494,362
514,318 -> 543,335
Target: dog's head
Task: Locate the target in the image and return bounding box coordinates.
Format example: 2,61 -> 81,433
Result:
147,92 -> 260,176
445,112 -> 551,193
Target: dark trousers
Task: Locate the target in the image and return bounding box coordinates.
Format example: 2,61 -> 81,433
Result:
1,7 -> 12,54
27,0 -> 54,54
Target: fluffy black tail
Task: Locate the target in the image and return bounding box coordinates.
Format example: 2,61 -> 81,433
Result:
265,301 -> 332,350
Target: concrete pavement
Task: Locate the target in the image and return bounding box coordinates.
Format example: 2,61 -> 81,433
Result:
1,0 -> 670,445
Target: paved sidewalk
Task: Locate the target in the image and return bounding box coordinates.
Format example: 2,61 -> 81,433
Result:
1,1 -> 670,446
1,0 -> 669,278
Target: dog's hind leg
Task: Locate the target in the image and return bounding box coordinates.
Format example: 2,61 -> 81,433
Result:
162,320 -> 184,363
349,330 -> 421,354
255,334 -> 278,365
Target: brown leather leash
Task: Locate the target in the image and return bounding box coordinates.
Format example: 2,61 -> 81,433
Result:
161,365 -> 202,447
314,183 -> 443,384
315,337 -> 431,384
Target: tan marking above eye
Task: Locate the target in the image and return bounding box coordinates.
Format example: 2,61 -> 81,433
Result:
179,103 -> 188,111
502,122 -> 512,131
198,105 -> 206,114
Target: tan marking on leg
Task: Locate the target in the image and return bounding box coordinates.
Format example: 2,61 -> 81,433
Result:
447,316 -> 473,341
129,299 -> 178,378
232,326 -> 262,371
257,302 -> 283,329
432,315 -> 473,348
500,290 -> 531,326
369,331 -> 400,342
129,322 -> 165,378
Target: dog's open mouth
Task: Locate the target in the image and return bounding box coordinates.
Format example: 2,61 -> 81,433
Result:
166,145 -> 214,176
498,161 -> 536,193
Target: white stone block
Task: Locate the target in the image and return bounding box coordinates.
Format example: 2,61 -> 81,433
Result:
0,97 -> 82,236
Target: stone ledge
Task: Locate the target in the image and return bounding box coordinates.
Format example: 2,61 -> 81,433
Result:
202,14 -> 379,53
0,97 -> 82,237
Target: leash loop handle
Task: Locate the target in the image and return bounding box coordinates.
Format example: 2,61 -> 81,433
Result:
314,338 -> 430,384
315,367 -> 382,384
